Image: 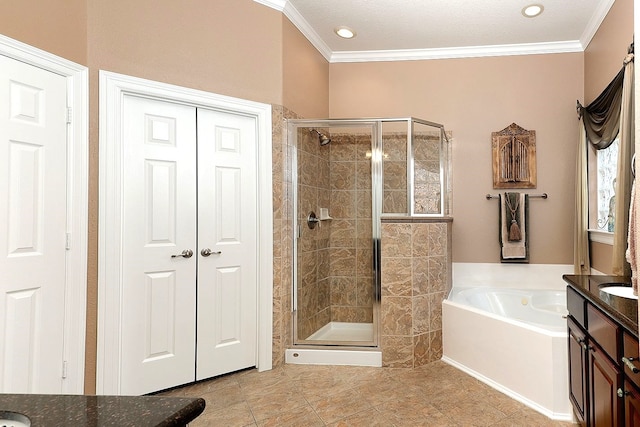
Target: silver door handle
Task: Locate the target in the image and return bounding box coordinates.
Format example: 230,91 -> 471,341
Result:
171,249 -> 193,258
201,248 -> 222,257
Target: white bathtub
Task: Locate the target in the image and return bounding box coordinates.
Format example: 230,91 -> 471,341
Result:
448,287 -> 567,332
442,263 -> 574,421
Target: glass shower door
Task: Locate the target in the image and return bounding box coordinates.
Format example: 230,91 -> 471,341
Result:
291,121 -> 379,347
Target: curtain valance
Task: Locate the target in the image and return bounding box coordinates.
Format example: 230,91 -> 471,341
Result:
577,67 -> 624,149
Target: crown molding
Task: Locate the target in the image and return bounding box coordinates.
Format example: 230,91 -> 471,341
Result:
252,0 -> 286,10
255,0 -> 612,63
282,1 -> 332,60
330,41 -> 584,63
580,0 -> 615,49
253,0 -> 332,61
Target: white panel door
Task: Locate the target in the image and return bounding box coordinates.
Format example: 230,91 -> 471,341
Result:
196,108 -> 257,380
120,95 -> 197,395
0,55 -> 67,393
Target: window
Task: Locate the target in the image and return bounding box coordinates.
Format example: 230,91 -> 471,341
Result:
596,139 -> 619,232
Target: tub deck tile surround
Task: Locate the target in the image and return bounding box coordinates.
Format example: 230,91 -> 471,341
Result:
160,360 -> 577,426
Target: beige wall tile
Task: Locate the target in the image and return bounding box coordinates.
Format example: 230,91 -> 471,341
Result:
381,296 -> 412,335
381,223 -> 412,257
381,258 -> 412,296
412,295 -> 430,335
381,335 -> 413,368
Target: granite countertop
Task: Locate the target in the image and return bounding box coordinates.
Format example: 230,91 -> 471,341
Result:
0,394 -> 205,427
562,274 -> 638,338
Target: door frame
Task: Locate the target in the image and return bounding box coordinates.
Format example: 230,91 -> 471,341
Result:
97,71 -> 273,394
0,34 -> 89,394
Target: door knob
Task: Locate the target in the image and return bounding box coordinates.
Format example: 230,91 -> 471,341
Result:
171,249 -> 193,258
201,248 -> 222,257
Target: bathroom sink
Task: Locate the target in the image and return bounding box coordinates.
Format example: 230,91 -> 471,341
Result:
600,285 -> 638,300
0,411 -> 31,427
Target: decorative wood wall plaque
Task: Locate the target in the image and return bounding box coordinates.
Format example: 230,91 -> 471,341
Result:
492,123 -> 537,189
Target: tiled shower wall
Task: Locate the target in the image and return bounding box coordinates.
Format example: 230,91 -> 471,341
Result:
328,133 -> 374,324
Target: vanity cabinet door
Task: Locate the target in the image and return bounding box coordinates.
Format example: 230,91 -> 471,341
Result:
589,343 -> 623,427
623,332 -> 640,390
625,382 -> 640,427
568,317 -> 588,426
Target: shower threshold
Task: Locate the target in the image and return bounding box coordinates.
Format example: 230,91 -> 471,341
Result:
286,322 -> 382,367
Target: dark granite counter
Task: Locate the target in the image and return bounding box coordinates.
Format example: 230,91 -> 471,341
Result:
562,274 -> 638,338
0,394 -> 205,427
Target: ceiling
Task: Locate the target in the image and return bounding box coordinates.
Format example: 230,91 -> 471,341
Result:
256,0 -> 615,62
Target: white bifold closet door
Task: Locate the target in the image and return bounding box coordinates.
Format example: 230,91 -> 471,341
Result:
120,95 -> 257,395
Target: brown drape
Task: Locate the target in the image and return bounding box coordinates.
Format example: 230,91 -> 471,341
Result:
578,67 -> 625,149
574,117 -> 590,274
612,54 -> 634,276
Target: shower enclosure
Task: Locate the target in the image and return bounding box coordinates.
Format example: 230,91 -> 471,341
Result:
288,118 -> 450,351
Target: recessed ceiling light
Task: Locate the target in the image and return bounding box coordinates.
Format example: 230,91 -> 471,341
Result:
522,4 -> 544,18
334,26 -> 356,39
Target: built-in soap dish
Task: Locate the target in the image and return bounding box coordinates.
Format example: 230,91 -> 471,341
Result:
319,208 -> 332,221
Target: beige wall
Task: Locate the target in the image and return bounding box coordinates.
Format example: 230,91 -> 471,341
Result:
583,0 -> 633,274
584,0 -> 634,103
283,18 -> 330,119
87,0 -> 283,104
0,0 -> 87,65
330,53 -> 583,264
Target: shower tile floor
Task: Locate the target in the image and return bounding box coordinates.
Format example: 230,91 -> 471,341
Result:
158,360 -> 578,426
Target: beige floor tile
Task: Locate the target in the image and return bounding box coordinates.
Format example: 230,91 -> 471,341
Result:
190,400 -> 256,427
327,407 -> 395,426
167,359 -> 574,427
435,398 -> 513,426
294,376 -> 352,403
198,383 -> 245,413
256,404 -> 324,427
245,387 -> 310,422
310,388 -> 372,424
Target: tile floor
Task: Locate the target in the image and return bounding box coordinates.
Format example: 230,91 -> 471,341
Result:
159,360 -> 578,426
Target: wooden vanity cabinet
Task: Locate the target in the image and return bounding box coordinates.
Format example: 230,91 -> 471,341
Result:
622,332 -> 640,426
568,316 -> 588,425
588,342 -> 622,427
623,332 -> 640,389
587,303 -> 623,426
625,381 -> 640,427
567,286 -> 638,427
